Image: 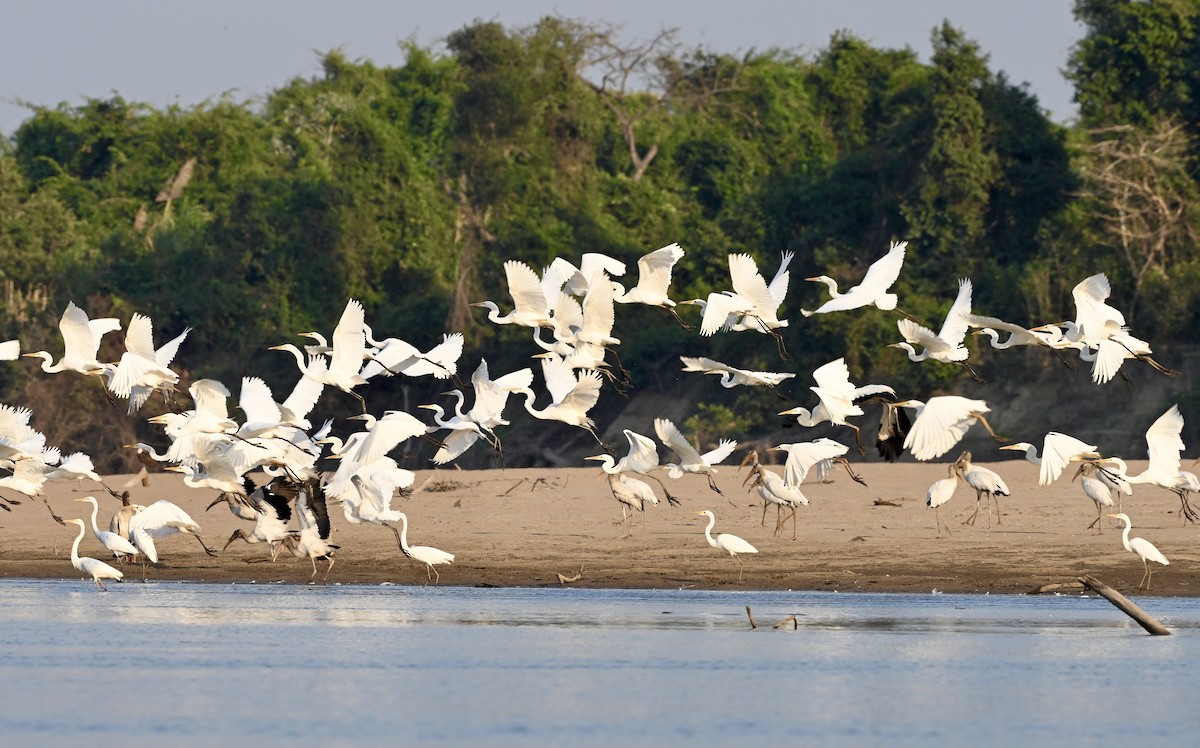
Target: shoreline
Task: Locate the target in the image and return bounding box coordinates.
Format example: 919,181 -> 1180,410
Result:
2,462 -> 1195,596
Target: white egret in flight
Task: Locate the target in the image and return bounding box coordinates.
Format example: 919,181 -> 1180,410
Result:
612,242 -> 689,328
779,357 -> 895,453
889,396 -> 1003,461
890,278 -> 981,381
999,431 -> 1103,486
802,240 -> 906,317
679,356 -> 795,390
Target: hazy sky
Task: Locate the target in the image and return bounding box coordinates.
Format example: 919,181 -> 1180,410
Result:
0,1 -> 1084,138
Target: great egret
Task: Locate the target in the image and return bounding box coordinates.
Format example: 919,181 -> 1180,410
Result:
890,278 -> 980,381
395,511 -> 455,584
74,496 -> 138,560
1107,513 -> 1168,590
693,509 -> 758,582
653,417 -> 737,495
770,438 -> 865,488
1101,405 -> 1199,522
550,252 -> 627,297
23,301 -> 120,377
271,299 -> 370,412
926,461 -> 964,538
779,357 -> 896,453
516,354 -> 604,445
105,312 -> 190,413
471,260 -> 555,329
161,379 -> 238,463
679,356 -> 795,390
740,451 -> 808,540
612,242 -> 689,328
890,396 -> 1003,461
65,518 -> 124,591
127,500 -> 217,577
586,427 -> 675,505
345,472 -> 417,548
954,451 -> 1010,528
801,240 -> 906,317
321,410 -> 428,500
1073,463 -> 1116,532
999,432 -> 1103,485
1060,273 -> 1176,384
718,252 -> 792,358
360,331 -> 464,381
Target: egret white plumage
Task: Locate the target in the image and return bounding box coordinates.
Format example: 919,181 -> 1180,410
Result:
954,451 -> 1010,528
65,518 -> 124,590
272,298 -> 370,411
105,312 -> 189,413
471,260 -> 555,329
778,357 -> 896,453
612,242 -> 689,328
890,278 -> 982,381
392,512 -> 455,583
126,499 -> 217,573
1107,513 -> 1168,590
1100,405 -> 1199,522
653,417 -> 736,495
586,427 -> 675,505
516,353 -> 604,445
999,431 -> 1103,486
360,331 -> 464,381
74,496 -> 138,561
679,356 -> 795,390
693,509 -> 758,581
889,396 -> 1003,461
802,240 -> 906,317
23,301 -> 120,377
770,438 -> 865,488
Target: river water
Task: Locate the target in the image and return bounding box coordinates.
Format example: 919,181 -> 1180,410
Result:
0,580 -> 1196,746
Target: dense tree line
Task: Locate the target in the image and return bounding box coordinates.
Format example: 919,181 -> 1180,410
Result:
0,1 -> 1197,470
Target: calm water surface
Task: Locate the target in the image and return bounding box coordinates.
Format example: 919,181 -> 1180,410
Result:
0,579 -> 1197,747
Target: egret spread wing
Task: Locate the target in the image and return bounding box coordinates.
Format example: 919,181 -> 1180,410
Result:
630,243 -> 683,300
328,299 -> 367,379
123,314 -> 157,359
856,241 -> 907,297
653,418 -> 704,466
1144,405 -> 1185,476
504,260 -> 549,315
937,278 -> 973,347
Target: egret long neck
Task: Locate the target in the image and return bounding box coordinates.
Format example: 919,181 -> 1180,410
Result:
1119,521 -> 1133,553
398,514 -> 411,553
70,523 -> 85,565
87,500 -> 102,536
703,515 -> 718,549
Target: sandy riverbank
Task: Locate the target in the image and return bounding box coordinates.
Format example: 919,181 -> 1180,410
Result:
1,460 -> 1195,595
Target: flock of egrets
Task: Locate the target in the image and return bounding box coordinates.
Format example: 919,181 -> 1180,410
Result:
0,239 -> 1190,590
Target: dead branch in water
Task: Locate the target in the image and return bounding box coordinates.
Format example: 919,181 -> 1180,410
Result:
772,615 -> 798,629
556,566 -> 584,584
1028,581 -> 1085,595
745,605 -> 756,629
1079,574 -> 1171,636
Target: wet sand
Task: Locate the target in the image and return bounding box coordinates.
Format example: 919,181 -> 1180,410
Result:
2,460 -> 1195,595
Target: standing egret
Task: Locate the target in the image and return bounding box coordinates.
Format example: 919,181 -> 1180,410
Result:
1073,463 -> 1116,532
74,497 -> 138,561
395,512 -> 455,584
802,240 -> 907,317
955,451 -> 1010,528
926,461 -> 964,538
889,396 -> 1003,461
65,518 -> 124,591
1107,513 -> 1169,590
126,500 -> 217,580
693,509 -> 758,582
